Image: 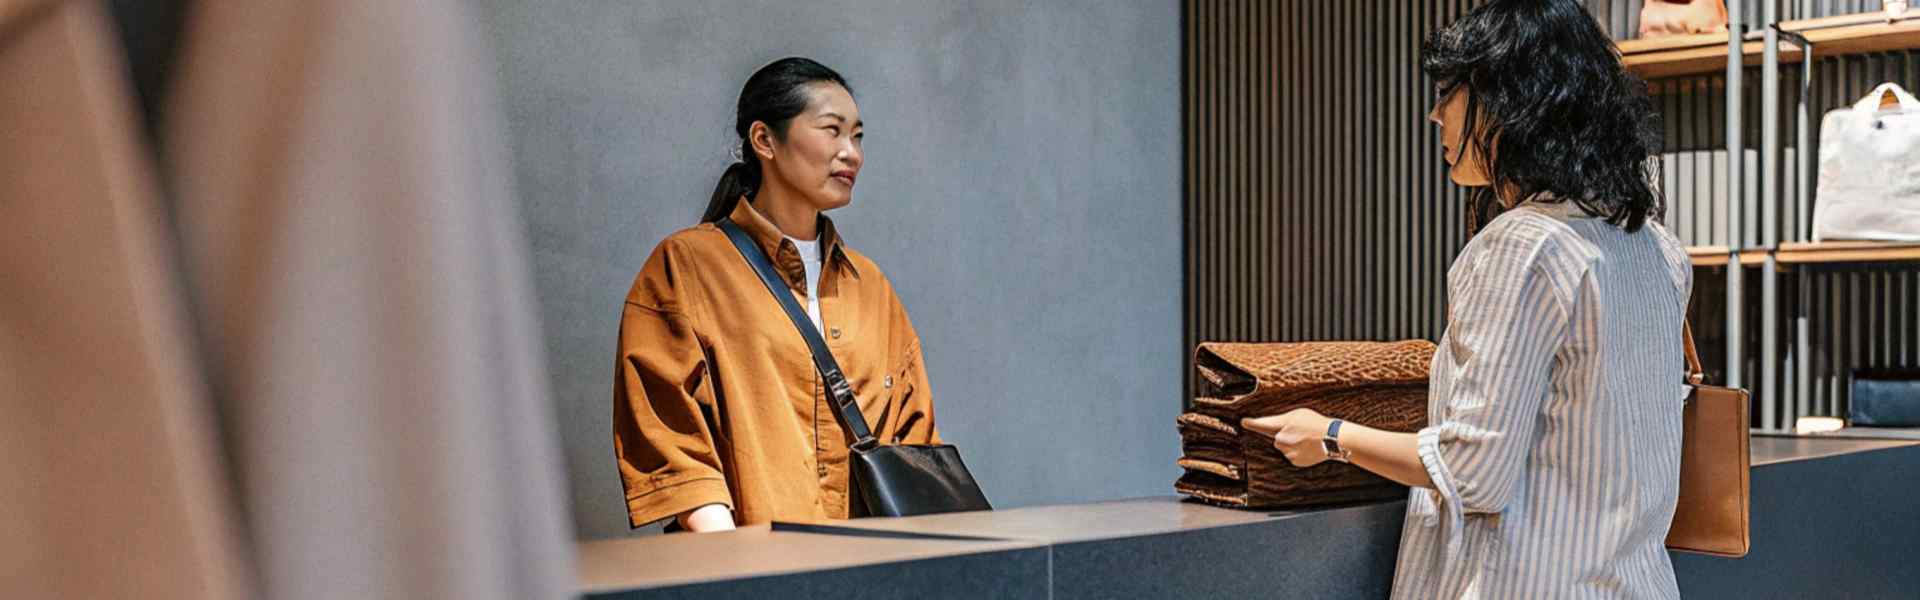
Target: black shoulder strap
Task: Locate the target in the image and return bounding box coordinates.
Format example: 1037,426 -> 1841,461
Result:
718,219 -> 877,450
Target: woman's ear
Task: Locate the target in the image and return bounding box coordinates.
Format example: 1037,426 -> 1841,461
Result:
749,121 -> 777,162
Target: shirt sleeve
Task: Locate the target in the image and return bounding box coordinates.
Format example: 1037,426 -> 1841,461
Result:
1418,225 -> 1578,517
613,239 -> 732,528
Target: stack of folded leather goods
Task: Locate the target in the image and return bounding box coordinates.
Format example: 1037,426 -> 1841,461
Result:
1176,340 -> 1437,509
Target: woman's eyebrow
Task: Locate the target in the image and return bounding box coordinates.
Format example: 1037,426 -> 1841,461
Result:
817,112 -> 864,127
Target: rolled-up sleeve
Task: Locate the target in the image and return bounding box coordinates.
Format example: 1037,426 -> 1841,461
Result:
1419,230 -> 1575,517
613,240 -> 731,528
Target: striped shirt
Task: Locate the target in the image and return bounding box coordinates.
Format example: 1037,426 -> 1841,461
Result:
1390,201 -> 1693,599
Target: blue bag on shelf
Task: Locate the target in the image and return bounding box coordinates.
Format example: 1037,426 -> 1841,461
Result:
1850,369 -> 1920,427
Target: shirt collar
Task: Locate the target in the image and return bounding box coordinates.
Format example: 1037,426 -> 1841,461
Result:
1516,192 -> 1595,220
725,197 -> 860,278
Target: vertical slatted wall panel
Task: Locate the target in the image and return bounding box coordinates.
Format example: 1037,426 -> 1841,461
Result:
1187,1 -> 1920,428
1185,0 -> 1475,396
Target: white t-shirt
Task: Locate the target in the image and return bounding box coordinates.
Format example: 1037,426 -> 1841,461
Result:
785,235 -> 824,331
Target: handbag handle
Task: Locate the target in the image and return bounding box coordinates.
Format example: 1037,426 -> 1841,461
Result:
1853,82 -> 1920,113
1682,321 -> 1706,386
717,219 -> 879,451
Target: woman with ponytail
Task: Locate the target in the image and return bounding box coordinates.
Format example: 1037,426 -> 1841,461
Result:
613,58 -> 943,532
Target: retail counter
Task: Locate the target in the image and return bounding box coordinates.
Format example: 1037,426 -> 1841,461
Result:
578,437 -> 1920,599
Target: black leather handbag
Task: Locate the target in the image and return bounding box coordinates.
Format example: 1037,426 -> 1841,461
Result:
719,219 -> 992,518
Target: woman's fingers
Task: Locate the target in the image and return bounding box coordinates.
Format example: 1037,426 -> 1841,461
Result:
1240,416 -> 1282,436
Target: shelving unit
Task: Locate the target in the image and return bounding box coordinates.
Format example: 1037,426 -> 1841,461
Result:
1619,32 -> 1798,80
1775,241 -> 1920,264
1688,245 -> 1771,267
1617,4 -> 1920,432
1684,242 -> 1920,268
1778,12 -> 1920,55
1617,13 -> 1920,80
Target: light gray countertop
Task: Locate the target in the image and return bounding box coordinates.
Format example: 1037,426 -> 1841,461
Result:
575,523 -> 1042,595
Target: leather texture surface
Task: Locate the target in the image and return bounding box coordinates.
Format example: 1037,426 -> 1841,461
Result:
1638,0 -> 1729,38
851,445 -> 994,518
1179,341 -> 1434,508
1667,325 -> 1751,557
1849,370 -> 1920,427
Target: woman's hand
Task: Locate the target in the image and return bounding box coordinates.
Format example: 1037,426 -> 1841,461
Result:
678,504 -> 736,533
1241,409 -> 1335,468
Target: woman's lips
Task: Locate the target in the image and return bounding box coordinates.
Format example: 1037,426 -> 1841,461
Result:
831,171 -> 857,186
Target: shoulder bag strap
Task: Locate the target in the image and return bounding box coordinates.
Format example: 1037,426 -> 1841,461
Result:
1682,320 -> 1706,387
717,219 -> 878,451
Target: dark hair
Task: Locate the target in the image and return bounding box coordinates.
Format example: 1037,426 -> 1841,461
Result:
700,57 -> 852,223
1422,0 -> 1663,234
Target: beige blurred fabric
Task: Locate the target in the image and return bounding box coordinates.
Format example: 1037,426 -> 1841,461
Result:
164,0 -> 575,598
0,0 -> 60,33
0,2 -> 250,598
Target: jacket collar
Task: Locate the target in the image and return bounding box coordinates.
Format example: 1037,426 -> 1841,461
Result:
725,197 -> 861,280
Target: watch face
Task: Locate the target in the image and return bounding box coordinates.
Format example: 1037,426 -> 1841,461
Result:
1322,438 -> 1340,454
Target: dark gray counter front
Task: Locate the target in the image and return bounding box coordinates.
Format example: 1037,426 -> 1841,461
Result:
579,437 -> 1920,599
784,497 -> 1411,599
1673,436 -> 1920,598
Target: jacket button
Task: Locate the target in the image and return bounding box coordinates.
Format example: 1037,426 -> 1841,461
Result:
883,375 -> 894,389
829,327 -> 842,339
817,465 -> 828,477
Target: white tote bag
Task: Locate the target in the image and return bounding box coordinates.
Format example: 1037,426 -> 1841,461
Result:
1815,82 -> 1920,242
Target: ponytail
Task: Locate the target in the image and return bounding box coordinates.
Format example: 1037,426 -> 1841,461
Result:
701,145 -> 761,222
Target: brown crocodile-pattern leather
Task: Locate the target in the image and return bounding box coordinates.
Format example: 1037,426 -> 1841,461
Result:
1177,458 -> 1241,480
1193,340 -> 1436,411
1177,341 -> 1436,509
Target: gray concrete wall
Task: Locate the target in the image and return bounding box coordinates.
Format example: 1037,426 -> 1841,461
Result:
477,1 -> 1183,540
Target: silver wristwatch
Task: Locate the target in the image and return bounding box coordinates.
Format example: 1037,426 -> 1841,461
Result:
1322,419 -> 1353,463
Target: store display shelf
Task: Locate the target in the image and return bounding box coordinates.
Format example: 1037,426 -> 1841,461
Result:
1775,240 -> 1920,264
1616,12 -> 1920,82
1778,12 -> 1920,57
1618,35 -> 1797,81
1687,245 -> 1769,267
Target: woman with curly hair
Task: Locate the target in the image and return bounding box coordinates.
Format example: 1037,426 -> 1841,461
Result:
1243,1 -> 1692,596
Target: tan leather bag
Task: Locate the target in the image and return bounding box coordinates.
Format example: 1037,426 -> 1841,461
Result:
1639,0 -> 1730,38
1666,325 -> 1751,557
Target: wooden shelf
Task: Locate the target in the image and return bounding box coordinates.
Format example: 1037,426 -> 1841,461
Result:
1778,13 -> 1920,57
1617,34 -> 1800,81
1616,13 -> 1920,82
1775,241 -> 1920,264
1687,245 -> 1769,267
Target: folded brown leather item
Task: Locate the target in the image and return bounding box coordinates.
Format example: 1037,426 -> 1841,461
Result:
1192,340 -> 1436,419
1176,406 -> 1417,508
1176,466 -> 1410,508
1175,469 -> 1248,505
1177,341 -> 1437,509
1177,457 -> 1241,480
